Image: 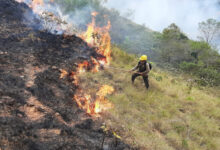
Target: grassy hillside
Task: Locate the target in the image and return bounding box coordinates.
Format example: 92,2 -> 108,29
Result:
80,46 -> 220,150
55,0 -> 220,87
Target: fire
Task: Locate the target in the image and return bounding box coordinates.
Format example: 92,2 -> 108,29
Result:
81,12 -> 112,65
70,71 -> 79,85
17,0 -> 114,116
74,85 -> 114,115
30,0 -> 44,13
96,85 -> 114,97
91,57 -> 100,72
77,61 -> 89,74
16,0 -> 45,13
94,85 -> 114,113
32,0 -> 44,6
71,12 -> 114,116
59,69 -> 68,79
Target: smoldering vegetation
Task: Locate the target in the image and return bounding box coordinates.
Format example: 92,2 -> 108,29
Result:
0,0 -> 131,149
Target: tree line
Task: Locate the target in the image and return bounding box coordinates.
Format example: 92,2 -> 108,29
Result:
54,0 -> 220,86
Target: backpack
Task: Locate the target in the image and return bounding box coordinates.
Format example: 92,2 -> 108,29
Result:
149,62 -> 152,70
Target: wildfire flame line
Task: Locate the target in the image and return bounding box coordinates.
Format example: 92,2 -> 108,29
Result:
17,0 -> 114,116
61,12 -> 114,116
81,12 -> 112,65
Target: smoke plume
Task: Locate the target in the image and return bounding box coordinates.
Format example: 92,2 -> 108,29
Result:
105,0 -> 220,40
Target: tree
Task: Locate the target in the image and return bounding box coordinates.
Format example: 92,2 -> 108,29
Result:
198,18 -> 220,45
162,23 -> 188,40
159,24 -> 190,64
54,0 -> 104,12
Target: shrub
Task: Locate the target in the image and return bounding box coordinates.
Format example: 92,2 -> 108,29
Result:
196,68 -> 220,86
179,62 -> 200,72
179,62 -> 220,86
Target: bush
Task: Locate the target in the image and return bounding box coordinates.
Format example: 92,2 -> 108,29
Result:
179,62 -> 220,86
179,62 -> 200,72
196,68 -> 220,86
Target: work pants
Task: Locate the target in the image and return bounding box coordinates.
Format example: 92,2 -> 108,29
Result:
131,73 -> 149,89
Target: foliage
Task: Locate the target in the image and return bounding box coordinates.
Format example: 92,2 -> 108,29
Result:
81,46 -> 220,150
54,1 -> 220,86
162,23 -> 188,40
54,0 -> 103,12
156,23 -> 220,86
179,61 -> 220,86
196,68 -> 220,86
198,18 -> 220,44
179,62 -> 201,72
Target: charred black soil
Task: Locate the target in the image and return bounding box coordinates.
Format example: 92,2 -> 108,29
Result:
0,0 -> 131,149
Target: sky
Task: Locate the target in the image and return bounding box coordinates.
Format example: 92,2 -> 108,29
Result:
104,0 -> 220,40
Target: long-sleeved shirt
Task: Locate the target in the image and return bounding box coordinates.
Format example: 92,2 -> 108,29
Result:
131,61 -> 151,75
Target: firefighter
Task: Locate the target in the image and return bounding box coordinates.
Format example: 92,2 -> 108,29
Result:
130,55 -> 152,89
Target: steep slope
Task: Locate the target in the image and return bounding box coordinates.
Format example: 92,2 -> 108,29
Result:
80,46 -> 220,150
0,0 -> 130,149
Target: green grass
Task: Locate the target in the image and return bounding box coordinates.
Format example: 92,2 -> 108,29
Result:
81,46 -> 220,150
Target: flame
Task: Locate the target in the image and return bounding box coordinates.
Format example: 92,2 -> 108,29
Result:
77,61 -> 89,74
70,71 -> 79,85
32,0 -> 44,6
30,0 -> 44,13
96,85 -> 114,97
16,2 -> 115,116
59,69 -> 68,79
74,85 -> 114,115
94,85 -> 114,113
16,0 -> 113,116
81,12 -> 112,65
91,57 -> 100,72
16,0 -> 45,13
74,92 -> 93,114
91,12 -> 98,17
68,12 -> 113,116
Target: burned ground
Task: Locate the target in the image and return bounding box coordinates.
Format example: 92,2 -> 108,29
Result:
0,0 -> 131,149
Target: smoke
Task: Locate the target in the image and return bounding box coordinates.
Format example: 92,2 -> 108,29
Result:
104,0 -> 220,40
16,0 -> 95,35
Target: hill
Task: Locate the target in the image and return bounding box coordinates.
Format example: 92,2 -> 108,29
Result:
0,0 -> 130,149
80,46 -> 220,149
54,0 -> 220,87
1,0 -> 220,150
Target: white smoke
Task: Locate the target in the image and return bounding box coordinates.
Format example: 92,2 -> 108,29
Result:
16,0 -> 94,35
104,0 -> 220,40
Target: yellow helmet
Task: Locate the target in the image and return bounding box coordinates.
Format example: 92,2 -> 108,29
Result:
140,55 -> 148,61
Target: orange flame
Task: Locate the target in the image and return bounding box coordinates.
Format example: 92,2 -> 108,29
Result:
71,12 -> 113,116
94,85 -> 114,113
81,12 -> 112,65
77,61 -> 89,74
74,85 -> 114,115
31,0 -> 44,13
91,57 -> 100,72
17,0 -> 114,116
70,71 -> 79,85
16,0 -> 45,13
59,69 -> 68,79
32,0 -> 44,6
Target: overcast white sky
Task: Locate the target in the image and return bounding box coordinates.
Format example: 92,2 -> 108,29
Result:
105,0 -> 220,40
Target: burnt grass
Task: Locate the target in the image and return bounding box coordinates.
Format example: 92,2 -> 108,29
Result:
0,0 -> 131,149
